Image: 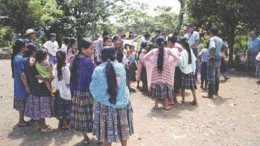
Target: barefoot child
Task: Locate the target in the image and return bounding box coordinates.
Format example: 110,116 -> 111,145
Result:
53,50 -> 71,129
35,49 -> 53,94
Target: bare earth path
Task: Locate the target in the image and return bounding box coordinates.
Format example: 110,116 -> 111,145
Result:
0,59 -> 259,146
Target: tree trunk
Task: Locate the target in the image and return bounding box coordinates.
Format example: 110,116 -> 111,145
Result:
228,25 -> 235,65
176,0 -> 185,33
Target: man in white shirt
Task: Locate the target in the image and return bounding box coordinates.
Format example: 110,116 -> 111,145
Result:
95,30 -> 109,65
43,33 -> 59,64
184,23 -> 200,80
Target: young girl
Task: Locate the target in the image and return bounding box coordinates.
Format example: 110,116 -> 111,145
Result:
103,36 -> 113,47
167,36 -> 184,104
66,37 -> 77,65
144,36 -> 179,110
35,49 -> 53,94
198,43 -> 209,89
90,47 -> 134,146
178,38 -> 198,105
136,41 -> 148,91
11,39 -> 31,127
53,50 -> 71,129
70,38 -> 96,144
126,45 -> 137,91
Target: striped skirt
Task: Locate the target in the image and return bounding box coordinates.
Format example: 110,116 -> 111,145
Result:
140,66 -> 147,82
247,51 -> 259,68
174,66 -> 182,93
151,83 -> 173,100
93,102 -> 134,143
70,91 -> 93,132
181,72 -> 197,90
24,94 -> 52,120
54,91 -> 72,120
13,96 -> 27,111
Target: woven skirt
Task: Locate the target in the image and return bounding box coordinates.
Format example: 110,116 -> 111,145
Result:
174,66 -> 182,93
54,91 -> 72,120
70,91 -> 93,132
151,83 -> 173,100
24,94 -> 52,120
256,61 -> 260,77
13,96 -> 27,111
140,66 -> 147,82
181,72 -> 197,90
93,102 -> 134,143
127,63 -> 137,81
247,51 -> 259,68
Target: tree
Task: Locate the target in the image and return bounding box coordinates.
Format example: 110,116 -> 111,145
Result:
188,0 -> 260,64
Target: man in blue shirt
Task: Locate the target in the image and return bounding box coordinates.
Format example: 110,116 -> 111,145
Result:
12,39 -> 31,126
203,28 -> 228,98
247,31 -> 260,71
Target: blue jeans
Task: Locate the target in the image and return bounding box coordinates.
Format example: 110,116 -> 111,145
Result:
49,55 -> 57,64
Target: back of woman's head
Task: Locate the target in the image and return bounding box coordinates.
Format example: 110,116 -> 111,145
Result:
102,47 -> 116,62
168,35 -> 178,45
156,36 -> 165,73
56,50 -> 66,81
63,37 -> 70,45
180,38 -> 192,64
102,47 -> 117,104
11,39 -> 26,78
35,49 -> 48,63
141,41 -> 148,49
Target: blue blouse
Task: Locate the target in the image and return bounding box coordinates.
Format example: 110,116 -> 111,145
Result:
90,60 -> 130,108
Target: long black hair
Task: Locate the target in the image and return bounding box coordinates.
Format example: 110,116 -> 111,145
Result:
11,39 -> 26,78
102,47 -> 117,104
70,38 -> 93,83
56,50 -> 66,81
180,38 -> 192,64
67,37 -> 76,54
156,36 -> 165,73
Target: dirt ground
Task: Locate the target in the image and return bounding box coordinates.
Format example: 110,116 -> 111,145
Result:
0,59 -> 260,146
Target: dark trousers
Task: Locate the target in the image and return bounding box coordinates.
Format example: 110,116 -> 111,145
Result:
207,59 -> 221,96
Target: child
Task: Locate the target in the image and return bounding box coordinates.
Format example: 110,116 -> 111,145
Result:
127,45 -> 137,91
35,49 -> 53,94
66,37 -> 77,65
178,38 -> 198,105
53,50 -> 71,129
136,41 -> 148,91
198,46 -> 209,89
90,47 -> 134,146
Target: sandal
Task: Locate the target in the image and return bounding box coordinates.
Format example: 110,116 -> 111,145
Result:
41,127 -> 54,133
164,106 -> 172,111
152,106 -> 159,110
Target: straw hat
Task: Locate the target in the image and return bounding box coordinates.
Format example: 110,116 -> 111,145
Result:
25,29 -> 36,36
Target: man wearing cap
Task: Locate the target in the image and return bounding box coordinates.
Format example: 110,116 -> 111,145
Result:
24,29 -> 40,49
43,33 -> 59,64
184,23 -> 200,80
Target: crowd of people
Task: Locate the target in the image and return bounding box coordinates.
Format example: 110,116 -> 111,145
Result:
11,24 -> 260,146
